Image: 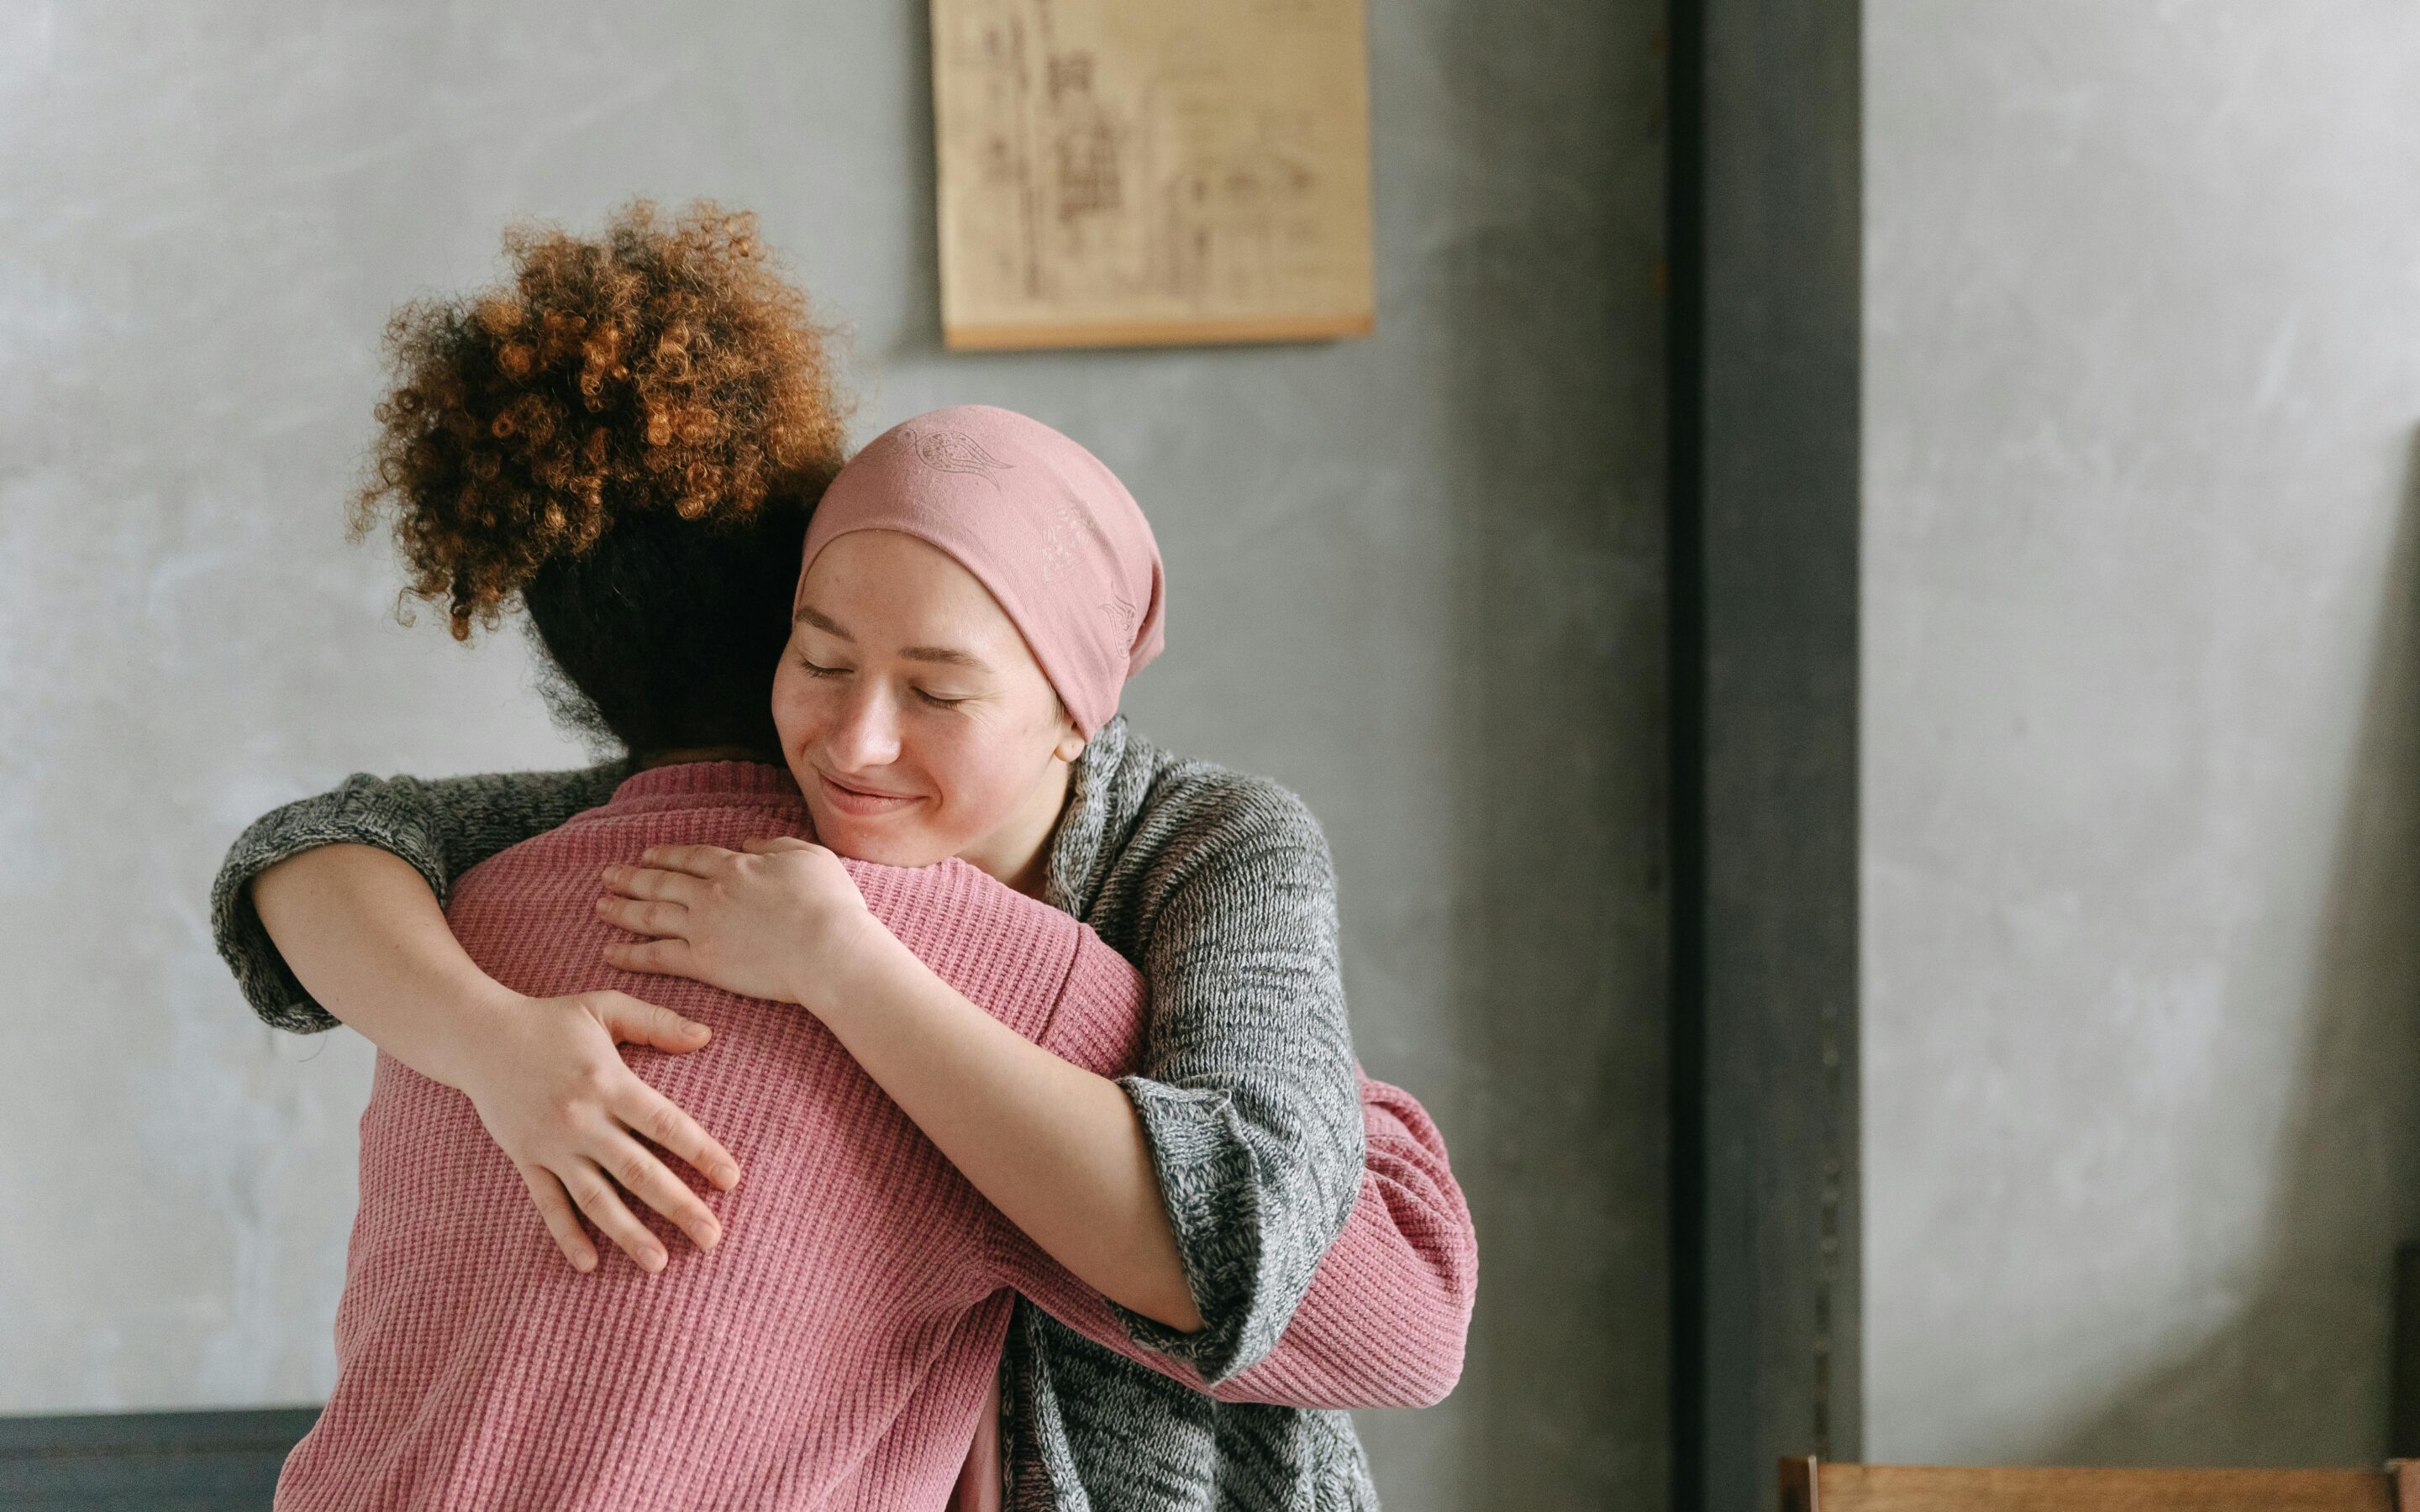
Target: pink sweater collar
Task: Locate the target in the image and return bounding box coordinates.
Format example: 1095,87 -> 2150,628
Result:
608,760 -> 807,815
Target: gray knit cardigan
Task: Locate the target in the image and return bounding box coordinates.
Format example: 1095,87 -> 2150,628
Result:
211,717 -> 1379,1511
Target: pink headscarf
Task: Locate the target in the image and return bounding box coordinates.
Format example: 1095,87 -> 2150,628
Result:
796,405 -> 1165,738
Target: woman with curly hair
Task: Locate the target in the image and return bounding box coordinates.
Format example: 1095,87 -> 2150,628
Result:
217,201 -> 1472,1509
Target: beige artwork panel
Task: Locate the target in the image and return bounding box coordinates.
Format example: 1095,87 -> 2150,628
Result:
930,0 -> 1375,350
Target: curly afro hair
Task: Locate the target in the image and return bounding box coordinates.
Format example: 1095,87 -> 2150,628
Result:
352,199 -> 851,757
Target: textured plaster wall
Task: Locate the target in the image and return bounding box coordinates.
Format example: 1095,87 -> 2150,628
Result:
1865,2 -> 2420,1465
0,3 -> 1666,1505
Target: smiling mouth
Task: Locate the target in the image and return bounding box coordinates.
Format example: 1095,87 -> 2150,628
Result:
816,772 -> 923,817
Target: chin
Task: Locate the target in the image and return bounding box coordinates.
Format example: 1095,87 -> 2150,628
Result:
807,806 -> 955,869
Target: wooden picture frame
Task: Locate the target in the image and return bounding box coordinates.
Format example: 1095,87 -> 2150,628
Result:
929,0 -> 1376,351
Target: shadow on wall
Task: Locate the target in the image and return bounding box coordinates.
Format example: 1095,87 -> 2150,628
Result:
1432,3 -> 1670,1507
2046,429 -> 2420,1467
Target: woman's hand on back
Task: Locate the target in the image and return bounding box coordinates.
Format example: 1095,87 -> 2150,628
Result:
453,988 -> 742,1275
248,843 -> 739,1276
597,839 -> 885,1011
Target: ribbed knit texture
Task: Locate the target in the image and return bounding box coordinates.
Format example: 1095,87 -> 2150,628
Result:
216,722 -> 1477,1511
281,764 -> 1145,1510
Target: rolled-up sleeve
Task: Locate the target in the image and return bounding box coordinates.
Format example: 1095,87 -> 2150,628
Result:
995,1074 -> 1475,1410
208,765 -> 624,1032
1109,791 -> 1365,1382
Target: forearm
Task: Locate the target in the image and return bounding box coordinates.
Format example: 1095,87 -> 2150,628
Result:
250,844 -> 511,1089
808,928 -> 1202,1332
252,837 -> 734,1275
212,764 -> 623,1032
1205,1081 -> 1473,1407
998,1079 -> 1474,1409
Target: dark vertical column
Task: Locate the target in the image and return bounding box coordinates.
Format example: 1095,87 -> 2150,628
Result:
2392,1243 -> 2420,1456
1668,3 -> 1863,1510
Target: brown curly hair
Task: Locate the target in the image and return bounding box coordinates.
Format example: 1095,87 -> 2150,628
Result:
355,198 -> 848,641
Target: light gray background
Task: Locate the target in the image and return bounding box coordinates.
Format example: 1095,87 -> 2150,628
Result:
1865,0 -> 2420,1467
0,3 -> 1667,1508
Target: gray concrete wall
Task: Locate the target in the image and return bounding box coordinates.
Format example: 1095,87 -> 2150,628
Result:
0,3 -> 1666,1506
1865,1 -> 2420,1467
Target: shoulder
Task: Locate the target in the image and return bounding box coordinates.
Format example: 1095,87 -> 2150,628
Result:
1096,729 -> 1338,916
1144,761 -> 1328,864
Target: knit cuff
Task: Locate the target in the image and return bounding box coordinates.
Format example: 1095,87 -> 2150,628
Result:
208,775 -> 454,1035
1113,1077 -> 1278,1381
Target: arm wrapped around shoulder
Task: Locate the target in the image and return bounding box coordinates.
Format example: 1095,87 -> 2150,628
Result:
209,765 -> 624,1032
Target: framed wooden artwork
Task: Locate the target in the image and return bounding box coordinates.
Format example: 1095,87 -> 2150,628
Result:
929,0 -> 1376,351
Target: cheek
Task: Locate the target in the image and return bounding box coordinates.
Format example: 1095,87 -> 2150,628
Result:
900,711 -> 1063,850
770,665 -> 832,749
911,718 -> 1026,819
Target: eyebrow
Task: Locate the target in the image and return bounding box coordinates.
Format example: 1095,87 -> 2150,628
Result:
795,604 -> 988,669
900,645 -> 986,668
793,606 -> 852,639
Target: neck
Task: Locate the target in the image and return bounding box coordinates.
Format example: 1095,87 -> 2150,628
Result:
958,757 -> 1074,899
634,744 -> 786,770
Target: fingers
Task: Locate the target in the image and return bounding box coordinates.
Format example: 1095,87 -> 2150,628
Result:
617,1081 -> 741,1192
603,937 -> 698,978
599,863 -> 702,906
518,1163 -> 598,1273
598,1127 -> 724,1252
739,837 -> 814,854
597,893 -> 690,938
587,991 -> 712,1053
634,843 -> 734,878
563,1158 -> 669,1273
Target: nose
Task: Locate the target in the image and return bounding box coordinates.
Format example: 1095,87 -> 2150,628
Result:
825,680 -> 903,772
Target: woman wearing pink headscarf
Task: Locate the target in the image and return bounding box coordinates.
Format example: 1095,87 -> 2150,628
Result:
218,396 -> 1470,1505
597,403 -> 1442,1506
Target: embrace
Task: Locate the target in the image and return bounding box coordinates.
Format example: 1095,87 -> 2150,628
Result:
210,202 -> 1476,1511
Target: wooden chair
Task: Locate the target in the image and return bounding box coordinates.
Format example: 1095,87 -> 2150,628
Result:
1779,1457 -> 2420,1512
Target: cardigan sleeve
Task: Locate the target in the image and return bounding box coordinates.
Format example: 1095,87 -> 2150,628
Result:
1101,777 -> 1368,1383
209,764 -> 628,1032
1202,1076 -> 1475,1406
990,1074 -> 1475,1409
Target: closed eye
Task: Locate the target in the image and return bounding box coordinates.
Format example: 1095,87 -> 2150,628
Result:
795,654 -> 849,678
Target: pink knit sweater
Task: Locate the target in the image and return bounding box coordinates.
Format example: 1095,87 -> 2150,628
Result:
279,764 -> 1473,1510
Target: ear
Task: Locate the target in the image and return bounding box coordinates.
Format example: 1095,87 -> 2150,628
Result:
1053,709 -> 1087,764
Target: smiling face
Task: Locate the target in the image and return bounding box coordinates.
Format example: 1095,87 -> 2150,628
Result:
771,528 -> 1086,889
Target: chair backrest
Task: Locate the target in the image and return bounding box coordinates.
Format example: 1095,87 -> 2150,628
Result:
1779,1458 -> 2420,1512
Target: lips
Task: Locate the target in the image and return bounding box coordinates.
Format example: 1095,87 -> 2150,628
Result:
815,771 -> 923,818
